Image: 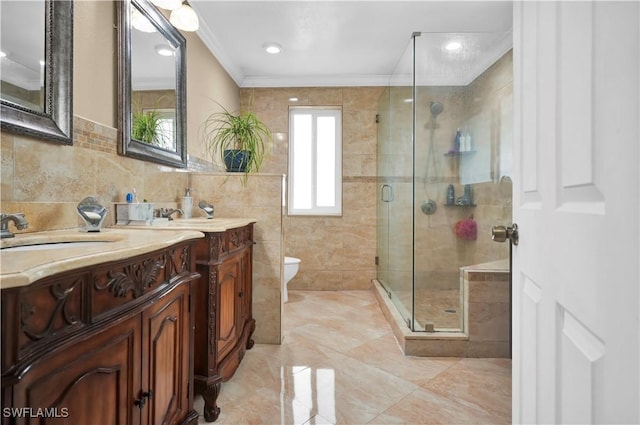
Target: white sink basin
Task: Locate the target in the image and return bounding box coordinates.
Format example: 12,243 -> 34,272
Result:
1,241 -> 111,252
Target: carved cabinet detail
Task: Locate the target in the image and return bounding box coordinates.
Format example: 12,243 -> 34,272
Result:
192,224 -> 255,422
1,242 -> 199,425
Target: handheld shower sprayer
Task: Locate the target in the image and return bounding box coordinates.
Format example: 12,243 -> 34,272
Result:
422,101 -> 445,215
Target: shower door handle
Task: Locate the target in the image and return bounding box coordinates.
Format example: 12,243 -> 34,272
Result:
381,184 -> 394,202
492,223 -> 519,246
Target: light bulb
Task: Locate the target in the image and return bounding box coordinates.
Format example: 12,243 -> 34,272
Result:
169,4 -> 199,32
131,8 -> 157,33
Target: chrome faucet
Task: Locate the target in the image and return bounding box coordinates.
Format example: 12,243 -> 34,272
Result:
156,208 -> 183,220
198,200 -> 215,219
1,213 -> 29,239
76,197 -> 108,232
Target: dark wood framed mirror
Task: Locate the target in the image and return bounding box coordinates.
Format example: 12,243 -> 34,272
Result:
117,0 -> 187,168
0,0 -> 73,145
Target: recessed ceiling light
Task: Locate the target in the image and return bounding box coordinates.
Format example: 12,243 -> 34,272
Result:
445,41 -> 462,52
403,98 -> 413,103
289,97 -> 298,102
155,44 -> 174,56
263,43 -> 282,54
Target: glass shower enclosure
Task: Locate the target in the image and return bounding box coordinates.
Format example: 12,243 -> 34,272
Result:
376,31 -> 513,332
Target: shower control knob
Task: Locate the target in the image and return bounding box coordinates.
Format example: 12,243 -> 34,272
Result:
421,199 -> 437,215
492,223 -> 519,246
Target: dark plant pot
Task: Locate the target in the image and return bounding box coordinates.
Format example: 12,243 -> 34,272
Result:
224,149 -> 252,172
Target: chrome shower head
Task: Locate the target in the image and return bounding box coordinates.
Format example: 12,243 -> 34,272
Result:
430,101 -> 444,118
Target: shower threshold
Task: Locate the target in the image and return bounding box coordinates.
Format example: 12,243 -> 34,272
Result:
372,279 -> 468,356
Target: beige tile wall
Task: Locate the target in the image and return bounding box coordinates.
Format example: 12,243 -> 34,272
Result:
0,116 -> 283,344
188,173 -> 284,344
464,262 -> 510,358
240,87 -> 384,291
1,116 -> 187,231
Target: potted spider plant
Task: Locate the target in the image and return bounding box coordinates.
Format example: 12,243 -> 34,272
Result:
201,105 -> 271,174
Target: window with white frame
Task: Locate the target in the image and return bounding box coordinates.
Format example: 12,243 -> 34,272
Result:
288,107 -> 342,216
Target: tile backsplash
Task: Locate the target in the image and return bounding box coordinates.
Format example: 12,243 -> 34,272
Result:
0,115 -> 283,344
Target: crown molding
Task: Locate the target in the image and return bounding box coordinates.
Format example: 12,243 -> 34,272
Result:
194,17 -> 245,87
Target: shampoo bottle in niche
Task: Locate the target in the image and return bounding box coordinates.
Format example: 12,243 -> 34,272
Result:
447,184 -> 455,205
454,128 -> 461,153
182,188 -> 193,219
463,132 -> 472,152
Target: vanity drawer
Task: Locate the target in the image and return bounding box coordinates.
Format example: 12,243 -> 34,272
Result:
91,243 -> 193,321
195,224 -> 254,263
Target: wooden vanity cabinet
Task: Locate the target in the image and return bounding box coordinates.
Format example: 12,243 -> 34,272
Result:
192,224 -> 255,422
1,242 -> 200,425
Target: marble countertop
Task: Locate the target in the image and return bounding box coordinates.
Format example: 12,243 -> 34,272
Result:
116,217 -> 257,232
0,228 -> 204,289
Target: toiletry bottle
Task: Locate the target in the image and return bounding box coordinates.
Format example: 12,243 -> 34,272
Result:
182,188 -> 193,219
464,184 -> 473,205
454,129 -> 461,153
464,132 -> 472,152
447,184 -> 455,205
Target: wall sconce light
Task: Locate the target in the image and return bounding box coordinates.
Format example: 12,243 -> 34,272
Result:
170,3 -> 199,32
131,7 -> 157,33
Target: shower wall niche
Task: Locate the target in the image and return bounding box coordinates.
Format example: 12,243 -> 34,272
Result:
376,32 -> 513,335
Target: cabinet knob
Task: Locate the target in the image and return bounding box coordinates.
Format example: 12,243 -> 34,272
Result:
134,389 -> 153,409
134,397 -> 146,409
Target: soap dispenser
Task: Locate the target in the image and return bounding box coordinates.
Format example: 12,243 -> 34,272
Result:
182,188 -> 193,219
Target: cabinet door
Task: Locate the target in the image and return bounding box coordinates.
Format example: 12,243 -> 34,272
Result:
141,283 -> 191,425
9,316 -> 141,425
216,256 -> 240,363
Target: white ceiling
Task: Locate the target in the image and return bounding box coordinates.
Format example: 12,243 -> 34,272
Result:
1,1 -> 514,92
189,0 -> 514,88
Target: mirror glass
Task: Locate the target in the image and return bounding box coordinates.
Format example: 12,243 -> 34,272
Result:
0,1 -> 45,112
118,0 -> 187,168
0,0 -> 73,144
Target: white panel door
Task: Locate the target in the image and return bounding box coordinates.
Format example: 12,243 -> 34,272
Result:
512,2 -> 639,424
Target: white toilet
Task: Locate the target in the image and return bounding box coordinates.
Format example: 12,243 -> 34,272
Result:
283,256 -> 301,303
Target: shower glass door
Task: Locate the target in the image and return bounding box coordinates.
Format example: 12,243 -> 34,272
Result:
376,41 -> 416,327
377,31 -> 513,333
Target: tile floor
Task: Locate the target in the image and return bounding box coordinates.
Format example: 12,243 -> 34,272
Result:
195,290 -> 511,424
